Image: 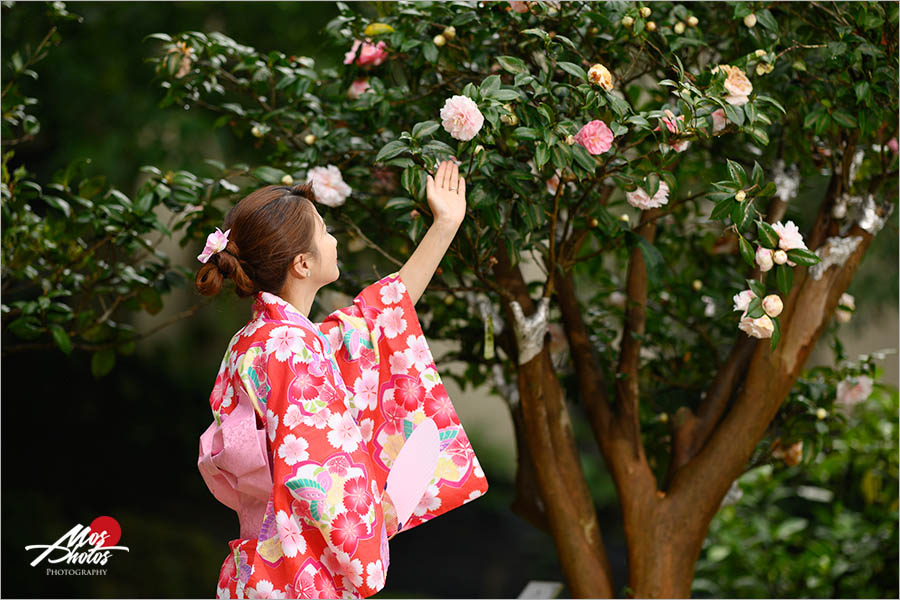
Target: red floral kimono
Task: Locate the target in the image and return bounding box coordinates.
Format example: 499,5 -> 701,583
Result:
198,271 -> 490,599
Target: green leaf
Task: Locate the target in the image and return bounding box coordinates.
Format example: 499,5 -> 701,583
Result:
787,248 -> 821,266
757,221 -> 779,249
746,297 -> 765,319
91,348 -> 116,378
710,198 -> 734,220
746,127 -> 770,146
488,88 -> 521,101
726,159 -> 747,186
423,41 -> 439,63
571,144 -> 597,172
374,140 -> 409,163
770,316 -> 781,351
7,316 -> 43,340
535,142 -> 550,169
756,9 -> 777,31
411,121 -> 440,139
738,235 -> 755,268
831,110 -> 858,128
558,61 -> 587,82
513,127 -> 540,140
751,161 -> 764,187
497,55 -> 528,74
755,94 -> 786,115
480,74 -> 501,94
252,166 -> 287,184
49,324 -> 72,355
43,195 -> 71,218
724,103 -> 744,127
747,278 -> 765,298
776,264 -> 793,295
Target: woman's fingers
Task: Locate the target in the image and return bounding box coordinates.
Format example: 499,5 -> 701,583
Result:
440,160 -> 451,189
426,174 -> 435,199
451,162 -> 459,190
435,161 -> 446,189
458,175 -> 466,197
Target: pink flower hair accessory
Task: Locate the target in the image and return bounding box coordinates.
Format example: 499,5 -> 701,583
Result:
197,227 -> 231,264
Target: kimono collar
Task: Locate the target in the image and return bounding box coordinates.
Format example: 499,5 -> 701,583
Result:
251,291 -> 316,328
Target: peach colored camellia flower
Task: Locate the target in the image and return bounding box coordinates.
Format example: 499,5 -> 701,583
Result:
344,39 -> 388,67
771,220 -> 807,251
347,78 -> 371,99
714,64 -> 753,105
755,246 -> 774,272
507,1 -> 530,12
439,95 -> 484,141
587,63 -> 614,91
626,179 -> 670,210
732,289 -> 756,313
738,313 -> 774,339
306,165 -> 352,207
574,120 -> 614,155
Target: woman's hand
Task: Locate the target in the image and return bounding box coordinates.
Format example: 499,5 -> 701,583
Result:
425,160 -> 466,227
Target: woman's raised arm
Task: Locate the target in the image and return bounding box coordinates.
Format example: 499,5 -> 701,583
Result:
398,160 -> 466,306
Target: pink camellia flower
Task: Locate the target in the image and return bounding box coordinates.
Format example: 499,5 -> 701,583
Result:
660,109 -> 683,134
574,119 -> 614,155
344,39 -> 388,67
756,246 -> 774,271
711,109 -> 727,133
762,294 -> 783,317
732,289 -> 756,313
306,165 -> 352,207
771,220 -> 803,266
626,179 -> 669,210
738,313 -> 774,338
836,375 -> 873,409
507,0 -> 530,12
671,140 -> 691,152
347,78 -> 371,99
439,95 -> 484,141
888,137 -> 899,154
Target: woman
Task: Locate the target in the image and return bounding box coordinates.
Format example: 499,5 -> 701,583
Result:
194,161 -> 489,599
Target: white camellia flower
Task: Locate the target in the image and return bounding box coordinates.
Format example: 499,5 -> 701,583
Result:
756,246 -> 774,271
738,313 -> 775,339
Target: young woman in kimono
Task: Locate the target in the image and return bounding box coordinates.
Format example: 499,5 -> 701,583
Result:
194,161 -> 489,599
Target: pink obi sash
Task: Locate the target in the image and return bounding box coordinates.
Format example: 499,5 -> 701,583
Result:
198,384 -> 273,539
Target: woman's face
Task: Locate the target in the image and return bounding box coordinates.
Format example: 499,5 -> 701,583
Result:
311,207 -> 339,283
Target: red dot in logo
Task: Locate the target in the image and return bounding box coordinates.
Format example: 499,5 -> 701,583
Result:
89,516 -> 121,547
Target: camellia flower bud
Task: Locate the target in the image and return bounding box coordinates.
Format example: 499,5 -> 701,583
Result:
692,279 -> 703,291
443,294 -> 455,305
640,6 -> 651,18
565,134 -> 576,145
251,126 -> 263,138
773,249 -> 788,265
590,217 -> 599,228
815,407 -> 827,420
755,49 -> 766,57
687,15 -> 699,27
474,144 -> 485,154
674,22 -> 686,34
645,20 -> 657,32
443,25 -> 456,39
619,213 -> 630,223
433,34 -> 446,47
735,189 -> 746,202
621,15 -> 634,27
744,13 -> 757,27
762,294 -> 783,317
281,174 -> 294,185
756,246 -> 774,272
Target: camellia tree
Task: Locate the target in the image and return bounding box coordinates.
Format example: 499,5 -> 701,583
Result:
4,1 -> 898,597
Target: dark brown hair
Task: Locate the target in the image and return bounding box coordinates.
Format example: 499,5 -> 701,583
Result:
194,182 -> 320,299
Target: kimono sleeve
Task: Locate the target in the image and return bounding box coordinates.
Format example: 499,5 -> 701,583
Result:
251,331 -> 395,599
317,271 -> 490,536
